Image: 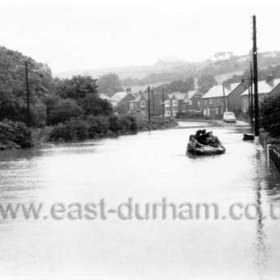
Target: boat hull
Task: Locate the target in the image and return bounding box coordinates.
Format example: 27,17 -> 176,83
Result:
187,143 -> 225,156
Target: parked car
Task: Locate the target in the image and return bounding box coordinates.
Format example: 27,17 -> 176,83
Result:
223,111 -> 236,123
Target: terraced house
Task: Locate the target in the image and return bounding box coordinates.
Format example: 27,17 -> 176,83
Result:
129,91 -> 165,118
164,91 -> 202,117
129,93 -> 148,117
111,90 -> 135,115
241,78 -> 280,113
202,82 -> 247,118
164,92 -> 186,117
129,90 -> 202,119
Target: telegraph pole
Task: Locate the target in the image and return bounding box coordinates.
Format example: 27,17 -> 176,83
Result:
162,89 -> 165,120
222,83 -> 227,112
252,15 -> 259,136
247,77 -> 252,126
147,86 -> 151,132
152,89 -> 155,116
249,62 -> 254,127
25,61 -> 31,127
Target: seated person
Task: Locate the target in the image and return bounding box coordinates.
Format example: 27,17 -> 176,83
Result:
204,132 -> 221,148
189,135 -> 204,149
195,129 -> 207,144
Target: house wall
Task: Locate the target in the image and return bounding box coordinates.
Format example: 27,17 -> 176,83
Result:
117,94 -> 135,115
202,97 -> 227,118
188,93 -> 202,111
150,92 -> 163,116
228,84 -> 247,112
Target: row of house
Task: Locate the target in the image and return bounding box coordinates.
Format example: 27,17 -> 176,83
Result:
99,89 -> 202,118
202,78 -> 280,118
99,78 -> 280,119
202,83 -> 247,118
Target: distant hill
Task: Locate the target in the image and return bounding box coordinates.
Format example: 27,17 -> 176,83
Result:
54,51 -> 280,90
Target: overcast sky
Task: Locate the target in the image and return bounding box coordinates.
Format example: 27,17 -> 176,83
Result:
0,0 -> 279,72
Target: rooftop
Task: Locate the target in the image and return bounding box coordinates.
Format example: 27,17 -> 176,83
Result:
202,83 -> 240,99
241,79 -> 280,96
111,91 -> 134,103
168,92 -> 188,100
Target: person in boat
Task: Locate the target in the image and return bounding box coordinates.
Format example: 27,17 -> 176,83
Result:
204,131 -> 223,148
195,129 -> 207,143
189,135 -> 204,150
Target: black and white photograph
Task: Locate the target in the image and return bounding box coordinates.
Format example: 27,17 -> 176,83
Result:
1,0 -> 280,279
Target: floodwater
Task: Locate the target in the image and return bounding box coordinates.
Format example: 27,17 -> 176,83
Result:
0,121 -> 280,280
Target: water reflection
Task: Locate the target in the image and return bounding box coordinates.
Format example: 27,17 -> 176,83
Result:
253,155 -> 268,278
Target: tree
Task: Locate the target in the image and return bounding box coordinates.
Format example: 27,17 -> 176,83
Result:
260,94 -> 280,136
197,73 -> 217,93
48,99 -> 83,125
0,46 -> 54,126
57,75 -> 98,100
97,73 -> 123,97
43,94 -> 62,125
80,94 -> 113,116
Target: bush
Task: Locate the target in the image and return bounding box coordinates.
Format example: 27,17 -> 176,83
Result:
49,120 -> 88,142
80,94 -> 113,116
119,116 -> 138,134
48,99 -> 83,125
108,115 -> 138,135
137,117 -> 177,131
260,94 -> 280,136
108,116 -> 121,134
48,116 -> 138,142
0,121 -> 32,149
30,102 -> 47,127
87,115 -> 109,138
48,123 -> 72,142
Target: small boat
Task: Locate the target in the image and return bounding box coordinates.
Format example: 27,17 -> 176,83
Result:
187,143 -> 225,156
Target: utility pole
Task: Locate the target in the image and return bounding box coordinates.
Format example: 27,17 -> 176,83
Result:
247,78 -> 252,126
253,15 -> 259,136
222,83 -> 227,113
152,89 -> 155,116
25,61 -> 30,127
249,62 -> 254,127
162,89 -> 165,120
147,86 -> 151,132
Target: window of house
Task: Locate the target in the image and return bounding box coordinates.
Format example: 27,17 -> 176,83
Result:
173,110 -> 178,117
165,100 -> 170,107
172,99 -> 178,106
140,100 -> 146,107
215,107 -> 219,114
209,99 -> 213,104
165,110 -> 170,116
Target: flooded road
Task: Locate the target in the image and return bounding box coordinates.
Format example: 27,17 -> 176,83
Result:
0,121 -> 280,280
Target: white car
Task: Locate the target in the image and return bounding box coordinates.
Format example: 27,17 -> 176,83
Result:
223,112 -> 236,123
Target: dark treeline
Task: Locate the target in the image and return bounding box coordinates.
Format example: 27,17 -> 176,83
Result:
0,46 -> 139,150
